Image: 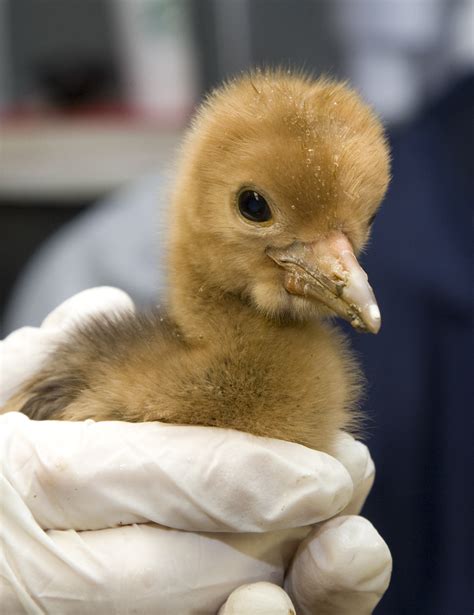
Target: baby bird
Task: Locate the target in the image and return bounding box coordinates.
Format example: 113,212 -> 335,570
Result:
4,71 -> 390,454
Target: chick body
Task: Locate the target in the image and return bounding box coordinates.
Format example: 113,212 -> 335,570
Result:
4,71 -> 390,454
14,297 -> 360,453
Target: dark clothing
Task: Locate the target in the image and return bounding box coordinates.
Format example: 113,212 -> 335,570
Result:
353,76 -> 474,614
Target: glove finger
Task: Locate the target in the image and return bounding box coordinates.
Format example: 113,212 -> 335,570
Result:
1,475 -> 306,615
41,286 -> 135,331
1,412 -> 352,533
284,515 -> 392,615
218,582 -> 296,615
332,432 -> 375,515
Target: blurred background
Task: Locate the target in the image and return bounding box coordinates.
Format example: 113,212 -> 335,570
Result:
0,1 -> 472,613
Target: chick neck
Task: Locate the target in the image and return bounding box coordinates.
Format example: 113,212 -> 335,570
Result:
167,241 -> 262,342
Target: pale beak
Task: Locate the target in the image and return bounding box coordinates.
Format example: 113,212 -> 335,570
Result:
266,232 -> 381,333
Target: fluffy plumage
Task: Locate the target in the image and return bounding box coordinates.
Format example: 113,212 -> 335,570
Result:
3,71 -> 390,454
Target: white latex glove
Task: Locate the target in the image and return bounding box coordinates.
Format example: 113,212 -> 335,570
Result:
0,287 -> 392,614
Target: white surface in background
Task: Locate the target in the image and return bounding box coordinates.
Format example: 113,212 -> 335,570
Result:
115,0 -> 198,120
333,0 -> 474,123
0,121 -> 180,202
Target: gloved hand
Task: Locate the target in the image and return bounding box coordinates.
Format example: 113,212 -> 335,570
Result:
0,287 -> 392,614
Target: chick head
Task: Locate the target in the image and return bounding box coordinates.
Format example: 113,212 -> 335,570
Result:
171,70 -> 390,332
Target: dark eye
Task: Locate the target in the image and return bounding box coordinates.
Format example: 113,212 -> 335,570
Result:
238,190 -> 272,223
368,213 -> 377,227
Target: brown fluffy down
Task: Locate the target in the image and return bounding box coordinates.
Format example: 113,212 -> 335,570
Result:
3,70 -> 390,455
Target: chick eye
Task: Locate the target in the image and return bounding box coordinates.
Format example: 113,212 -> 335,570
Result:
238,190 -> 272,223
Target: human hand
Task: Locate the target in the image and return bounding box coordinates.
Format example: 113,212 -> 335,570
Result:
0,287 -> 391,614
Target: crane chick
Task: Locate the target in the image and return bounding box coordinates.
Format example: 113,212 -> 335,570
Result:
4,71 -> 390,454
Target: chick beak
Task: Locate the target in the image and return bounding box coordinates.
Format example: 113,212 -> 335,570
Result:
266,232 -> 381,333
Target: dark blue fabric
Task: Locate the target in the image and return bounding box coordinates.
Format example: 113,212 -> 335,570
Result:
350,76 -> 474,614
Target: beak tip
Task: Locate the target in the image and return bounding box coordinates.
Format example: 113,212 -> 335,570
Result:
369,303 -> 380,320
354,303 -> 381,334
366,304 -> 382,334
